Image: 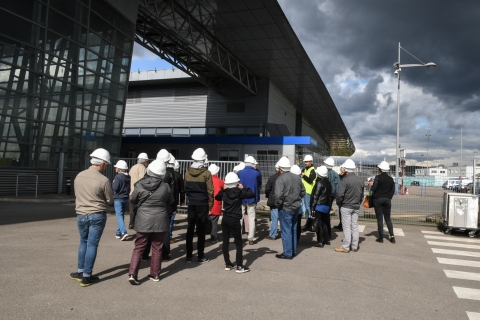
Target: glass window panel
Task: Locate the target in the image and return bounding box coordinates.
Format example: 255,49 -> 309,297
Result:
1,0 -> 47,26
246,127 -> 260,135
140,128 -> 155,135
115,104 -> 123,119
226,127 -> 245,135
156,128 -> 172,136
47,10 -> 87,45
190,128 -> 206,135
89,13 -> 132,54
49,0 -> 88,26
172,128 -> 189,136
90,2 -> 135,38
0,9 -> 44,49
125,128 -> 139,135
0,67 -> 41,96
0,46 -> 42,73
45,32 -> 84,65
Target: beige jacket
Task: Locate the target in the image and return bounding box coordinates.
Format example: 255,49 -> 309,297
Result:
129,163 -> 147,194
74,166 -> 113,215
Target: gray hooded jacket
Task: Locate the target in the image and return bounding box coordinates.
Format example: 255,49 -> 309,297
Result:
130,175 -> 174,233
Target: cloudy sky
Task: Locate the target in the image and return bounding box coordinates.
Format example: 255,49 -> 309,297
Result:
131,0 -> 480,166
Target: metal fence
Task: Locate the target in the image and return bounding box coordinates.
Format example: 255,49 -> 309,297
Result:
100,154 -> 480,226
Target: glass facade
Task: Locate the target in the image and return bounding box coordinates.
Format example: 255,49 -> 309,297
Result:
0,0 -> 134,169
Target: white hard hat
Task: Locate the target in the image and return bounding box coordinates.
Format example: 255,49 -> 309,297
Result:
342,159 -> 356,171
277,157 -> 291,171
114,160 -> 128,170
147,160 -> 166,176
208,164 -> 220,175
168,154 -> 176,164
316,165 -> 328,177
254,160 -> 258,165
237,162 -> 245,171
233,165 -> 239,173
156,149 -> 171,163
191,148 -> 208,161
275,162 -> 279,170
378,161 -> 390,172
290,165 -> 302,175
90,148 -> 111,164
324,157 -> 335,168
174,160 -> 180,171
303,155 -> 313,162
137,153 -> 149,160
224,172 -> 240,187
244,156 -> 256,164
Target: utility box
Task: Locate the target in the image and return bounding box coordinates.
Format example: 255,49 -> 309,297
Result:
442,193 -> 479,229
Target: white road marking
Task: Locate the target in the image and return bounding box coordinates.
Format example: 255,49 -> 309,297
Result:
432,248 -> 480,258
453,287 -> 480,301
445,270 -> 480,281
467,311 -> 480,320
437,257 -> 480,268
358,225 -> 365,232
425,235 -> 480,243
427,241 -> 480,250
422,230 -> 445,234
384,227 -> 404,236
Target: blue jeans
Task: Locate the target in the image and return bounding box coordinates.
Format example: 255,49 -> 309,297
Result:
114,199 -> 128,235
77,213 -> 107,277
169,212 -> 176,240
279,209 -> 299,257
302,194 -> 311,219
269,208 -> 279,238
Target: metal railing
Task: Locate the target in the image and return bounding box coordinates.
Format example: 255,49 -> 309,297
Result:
16,174 -> 38,198
97,154 -> 479,226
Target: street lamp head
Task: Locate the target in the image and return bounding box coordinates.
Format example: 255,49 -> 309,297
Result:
425,62 -> 436,68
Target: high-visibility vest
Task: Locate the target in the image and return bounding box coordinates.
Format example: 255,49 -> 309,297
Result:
302,166 -> 316,194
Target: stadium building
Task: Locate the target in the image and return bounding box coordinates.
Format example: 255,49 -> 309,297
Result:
0,0 -> 354,195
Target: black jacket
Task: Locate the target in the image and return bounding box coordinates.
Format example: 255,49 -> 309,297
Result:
172,169 -> 185,211
371,172 -> 395,199
265,172 -> 280,208
215,187 -> 255,219
167,168 -> 185,210
310,177 -> 332,210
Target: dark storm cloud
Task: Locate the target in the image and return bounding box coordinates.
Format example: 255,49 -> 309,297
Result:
278,0 -> 480,159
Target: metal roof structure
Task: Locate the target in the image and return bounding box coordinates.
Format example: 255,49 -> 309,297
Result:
134,0 -> 354,155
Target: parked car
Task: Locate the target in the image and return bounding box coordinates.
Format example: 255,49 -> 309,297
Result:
410,181 -> 420,186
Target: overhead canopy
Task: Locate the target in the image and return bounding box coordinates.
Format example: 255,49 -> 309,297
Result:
134,0 -> 354,155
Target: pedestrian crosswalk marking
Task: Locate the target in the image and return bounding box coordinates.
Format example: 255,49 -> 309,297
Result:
422,230 -> 445,235
444,270 -> 480,282
432,248 -> 480,258
437,257 -> 480,268
425,235 -> 480,244
427,241 -> 480,250
467,311 -> 480,320
385,227 -> 404,236
453,287 -> 480,301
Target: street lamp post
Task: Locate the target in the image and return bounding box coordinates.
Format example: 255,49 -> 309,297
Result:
426,134 -> 431,176
449,127 -> 463,177
393,42 -> 436,194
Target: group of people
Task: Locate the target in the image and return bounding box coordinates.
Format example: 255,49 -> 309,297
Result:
70,147 -> 396,287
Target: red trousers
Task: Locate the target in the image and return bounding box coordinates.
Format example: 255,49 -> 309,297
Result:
129,232 -> 165,277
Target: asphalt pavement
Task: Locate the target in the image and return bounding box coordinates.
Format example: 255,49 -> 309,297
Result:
1,201 -> 479,319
